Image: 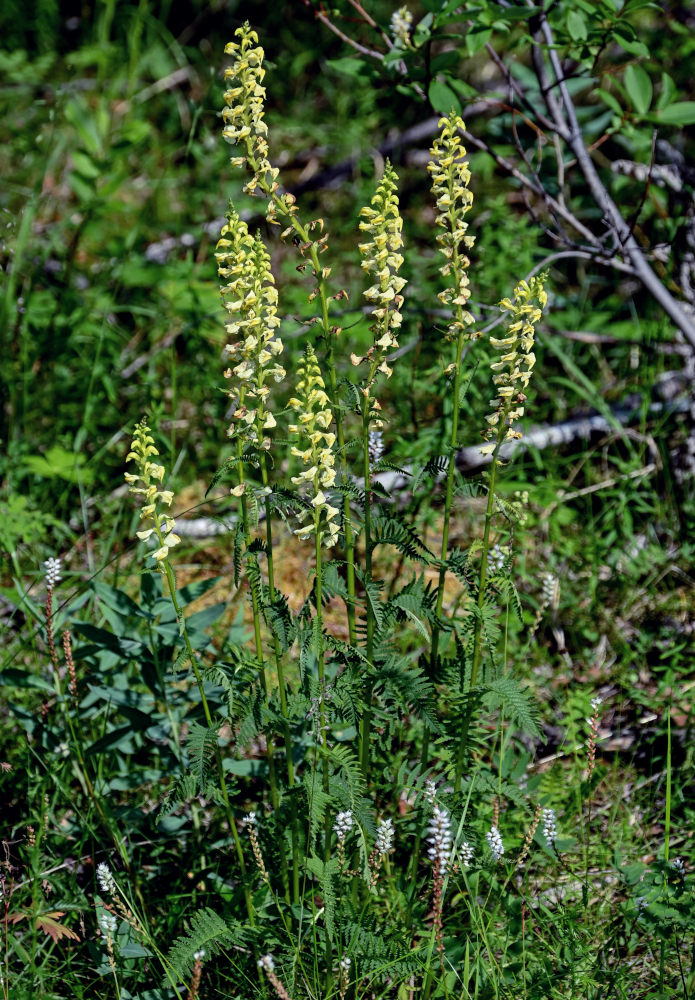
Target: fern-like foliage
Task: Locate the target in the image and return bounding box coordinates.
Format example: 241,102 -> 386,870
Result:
306,853 -> 340,939
370,510 -> 434,563
187,721 -> 220,786
411,454 -> 450,495
343,921 -> 423,981
167,907 -> 243,979
159,771 -> 225,817
482,676 -> 541,739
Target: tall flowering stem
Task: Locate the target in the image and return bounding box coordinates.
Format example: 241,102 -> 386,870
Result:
125,419 -> 255,924
218,218 -> 281,772
421,113 -> 476,781
454,275 -> 548,793
354,161 -> 406,779
472,275 -> 548,678
222,22 -> 357,645
217,207 -> 298,898
289,344 -> 339,858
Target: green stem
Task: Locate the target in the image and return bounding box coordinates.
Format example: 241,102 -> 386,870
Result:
261,453 -> 300,903
453,409 -> 508,794
313,516 -> 334,987
256,171 -> 357,645
313,515 -> 331,861
359,393 -> 375,781
235,457 -> 287,897
161,558 -> 254,926
430,328 -> 466,664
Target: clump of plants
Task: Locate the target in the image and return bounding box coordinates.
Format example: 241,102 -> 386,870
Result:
4,19 -> 692,1000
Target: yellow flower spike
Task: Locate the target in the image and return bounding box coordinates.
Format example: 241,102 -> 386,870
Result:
125,418 -> 180,573
428,112 -> 476,342
289,345 -> 339,547
481,272 -> 548,454
218,214 -> 285,448
221,21 -> 282,210
358,161 -> 407,404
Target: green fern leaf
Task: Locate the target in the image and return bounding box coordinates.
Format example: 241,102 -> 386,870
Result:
167,907 -> 240,978
483,676 -> 541,738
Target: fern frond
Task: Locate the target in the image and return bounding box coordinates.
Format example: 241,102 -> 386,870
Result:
167,908 -> 241,979
187,722 -> 219,786
483,676 -> 541,739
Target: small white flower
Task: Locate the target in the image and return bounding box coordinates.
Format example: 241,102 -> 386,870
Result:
96,862 -> 116,896
541,572 -> 557,603
193,949 -> 206,961
340,956 -> 351,971
486,825 -> 504,862
368,430 -> 384,464
375,818 -> 395,855
424,778 -> 437,805
427,803 -> 453,874
672,857 -> 685,876
459,841 -> 474,868
98,910 -> 117,936
488,544 -> 506,573
390,5 -> 413,46
44,557 -> 62,588
246,811 -> 257,827
333,810 -> 354,841
590,695 -> 603,713
541,808 -> 557,846
258,954 -> 275,972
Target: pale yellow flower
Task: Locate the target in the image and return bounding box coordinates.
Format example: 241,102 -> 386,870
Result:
357,161 -> 407,394
218,208 -> 285,451
125,419 -> 180,571
480,274 -> 548,454
289,345 -> 340,548
221,23 -> 295,223
428,112 -> 476,341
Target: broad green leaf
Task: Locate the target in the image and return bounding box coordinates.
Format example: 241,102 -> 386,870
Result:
326,57 -> 364,78
624,64 -> 652,115
466,27 -> 492,55
596,88 -> 623,116
656,72 -> 677,110
22,446 -> 94,485
85,726 -> 137,756
91,581 -> 150,621
566,10 -> 587,41
656,102 -> 695,126
428,76 -> 461,115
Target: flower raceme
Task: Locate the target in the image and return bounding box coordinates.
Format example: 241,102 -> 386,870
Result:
289,345 -> 340,548
480,274 -> 548,456
222,25 -> 275,193
124,419 -> 180,569
354,161 -> 407,386
428,112 -> 476,342
217,206 -> 285,449
390,6 -> 414,47
222,23 -> 296,224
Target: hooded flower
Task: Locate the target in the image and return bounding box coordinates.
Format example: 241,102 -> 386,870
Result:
356,161 -> 407,386
480,274 -> 548,455
428,112 -> 476,342
222,24 -> 296,223
124,419 -> 180,570
218,207 -> 285,448
288,345 -> 339,548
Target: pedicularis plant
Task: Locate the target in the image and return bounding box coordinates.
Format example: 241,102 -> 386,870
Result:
37,20 -> 688,1000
